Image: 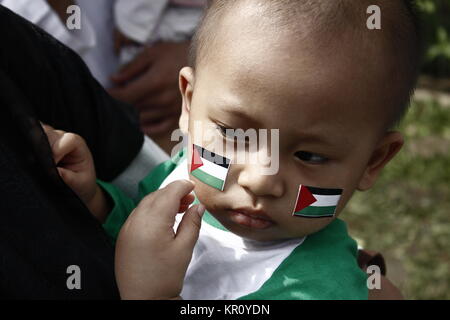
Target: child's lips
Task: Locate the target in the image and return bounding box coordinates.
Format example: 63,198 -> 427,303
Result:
228,208 -> 275,229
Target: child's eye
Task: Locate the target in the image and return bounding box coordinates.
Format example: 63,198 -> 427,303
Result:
216,124 -> 249,143
295,151 -> 328,164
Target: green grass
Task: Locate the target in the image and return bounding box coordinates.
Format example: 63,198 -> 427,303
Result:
342,93 -> 450,299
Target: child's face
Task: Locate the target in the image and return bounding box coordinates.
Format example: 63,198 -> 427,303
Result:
178,8 -> 403,241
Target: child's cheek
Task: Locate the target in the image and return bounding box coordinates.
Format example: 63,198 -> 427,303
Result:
191,177 -> 221,212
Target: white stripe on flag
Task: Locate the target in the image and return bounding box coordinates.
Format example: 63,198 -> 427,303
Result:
312,194 -> 341,207
199,157 -> 228,180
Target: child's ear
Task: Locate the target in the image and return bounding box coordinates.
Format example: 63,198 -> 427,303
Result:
178,67 -> 195,135
357,131 -> 404,191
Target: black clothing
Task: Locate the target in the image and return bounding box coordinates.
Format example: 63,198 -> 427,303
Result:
0,5 -> 143,299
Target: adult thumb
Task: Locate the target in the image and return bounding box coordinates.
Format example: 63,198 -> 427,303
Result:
175,204 -> 205,250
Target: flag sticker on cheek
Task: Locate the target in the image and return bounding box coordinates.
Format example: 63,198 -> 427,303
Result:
190,144 -> 231,191
293,185 -> 343,218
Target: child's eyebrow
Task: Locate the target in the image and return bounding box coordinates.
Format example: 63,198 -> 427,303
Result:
214,102 -> 347,149
294,129 -> 351,151
296,132 -> 335,148
214,102 -> 262,126
227,108 -> 256,122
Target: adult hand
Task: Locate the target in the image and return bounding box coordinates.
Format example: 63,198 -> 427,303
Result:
115,180 -> 205,300
113,29 -> 139,55
109,41 -> 190,136
46,0 -> 74,23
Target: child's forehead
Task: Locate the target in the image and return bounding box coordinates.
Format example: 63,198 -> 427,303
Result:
194,51 -> 388,147
201,6 -> 368,88
200,40 -> 363,107
196,26 -> 391,136
196,79 -> 367,147
196,1 -> 416,132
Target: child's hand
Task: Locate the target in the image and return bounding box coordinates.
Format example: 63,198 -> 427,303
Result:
115,180 -> 205,300
42,124 -> 108,221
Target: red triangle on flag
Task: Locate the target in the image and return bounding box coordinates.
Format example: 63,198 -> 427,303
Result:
294,185 -> 317,213
190,145 -> 204,172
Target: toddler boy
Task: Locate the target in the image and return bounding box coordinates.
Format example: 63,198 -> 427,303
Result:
45,0 -> 420,299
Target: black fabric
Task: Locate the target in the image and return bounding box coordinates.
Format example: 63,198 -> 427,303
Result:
0,6 -> 143,299
0,5 -> 143,182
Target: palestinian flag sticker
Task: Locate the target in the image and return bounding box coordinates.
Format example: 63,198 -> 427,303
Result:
190,144 -> 231,191
293,185 -> 343,218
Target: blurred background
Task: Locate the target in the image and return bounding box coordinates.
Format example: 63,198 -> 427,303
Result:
345,0 -> 450,300
1,0 -> 448,299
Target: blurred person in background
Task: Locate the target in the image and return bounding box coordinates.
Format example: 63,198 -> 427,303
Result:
1,0 -> 205,155
110,0 -> 205,153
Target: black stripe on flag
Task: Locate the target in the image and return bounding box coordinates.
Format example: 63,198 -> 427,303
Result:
194,144 -> 230,168
306,185 -> 343,196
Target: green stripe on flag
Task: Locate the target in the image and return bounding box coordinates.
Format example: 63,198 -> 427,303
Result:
294,205 -> 336,217
191,169 -> 224,190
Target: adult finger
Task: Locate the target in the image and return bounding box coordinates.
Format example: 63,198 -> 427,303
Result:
138,106 -> 175,124
135,88 -> 180,112
141,116 -> 179,136
108,81 -> 147,105
111,48 -> 156,84
109,73 -> 162,105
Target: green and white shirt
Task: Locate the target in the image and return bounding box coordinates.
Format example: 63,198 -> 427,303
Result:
100,149 -> 368,300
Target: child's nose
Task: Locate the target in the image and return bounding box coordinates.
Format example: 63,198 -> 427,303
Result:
237,162 -> 285,198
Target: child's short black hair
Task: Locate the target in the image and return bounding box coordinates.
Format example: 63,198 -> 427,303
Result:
189,0 -> 423,129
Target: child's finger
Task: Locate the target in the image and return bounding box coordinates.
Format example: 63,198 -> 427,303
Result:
52,133 -> 82,165
178,193 -> 195,212
175,204 -> 205,250
57,167 -> 76,186
138,180 -> 196,226
40,122 -> 53,132
178,203 -> 193,213
180,193 -> 195,205
162,180 -> 195,203
41,123 -> 63,146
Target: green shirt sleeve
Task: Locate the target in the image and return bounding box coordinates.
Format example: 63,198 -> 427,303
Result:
98,180 -> 136,243
99,148 -> 186,243
137,157 -> 179,199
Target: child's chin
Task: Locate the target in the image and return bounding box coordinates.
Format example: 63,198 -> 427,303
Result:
218,219 -> 282,242
234,229 -> 287,243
